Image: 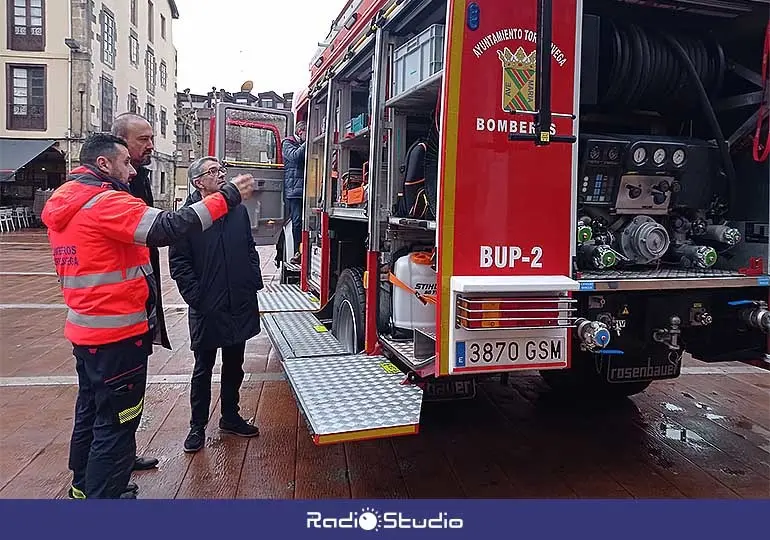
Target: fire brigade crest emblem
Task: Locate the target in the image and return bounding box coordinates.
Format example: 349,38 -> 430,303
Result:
497,46 -> 537,112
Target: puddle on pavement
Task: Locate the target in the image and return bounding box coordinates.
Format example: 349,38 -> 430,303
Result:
663,403 -> 684,412
694,402 -> 713,411
660,422 -> 705,444
682,392 -> 695,399
720,467 -> 746,476
705,413 -> 726,421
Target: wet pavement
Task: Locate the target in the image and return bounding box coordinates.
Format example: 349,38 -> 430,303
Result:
0,229 -> 768,499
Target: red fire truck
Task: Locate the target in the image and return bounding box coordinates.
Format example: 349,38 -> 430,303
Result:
209,0 -> 770,445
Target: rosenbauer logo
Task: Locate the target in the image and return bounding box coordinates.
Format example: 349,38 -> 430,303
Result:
306,507 -> 464,531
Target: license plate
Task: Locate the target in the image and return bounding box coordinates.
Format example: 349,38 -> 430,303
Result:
423,379 -> 476,401
455,337 -> 566,371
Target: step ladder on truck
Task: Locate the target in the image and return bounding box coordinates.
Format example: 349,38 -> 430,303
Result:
210,0 -> 770,445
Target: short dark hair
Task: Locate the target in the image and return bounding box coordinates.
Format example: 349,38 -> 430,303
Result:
80,132 -> 128,166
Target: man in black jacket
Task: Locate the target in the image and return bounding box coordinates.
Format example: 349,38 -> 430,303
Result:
281,121 -> 306,263
169,156 -> 263,453
112,113 -> 165,472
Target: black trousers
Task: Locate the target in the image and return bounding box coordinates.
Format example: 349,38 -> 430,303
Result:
69,334 -> 150,499
190,342 -> 246,428
285,197 -> 302,254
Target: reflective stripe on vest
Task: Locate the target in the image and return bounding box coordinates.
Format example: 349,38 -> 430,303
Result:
134,207 -> 162,245
60,263 -> 153,289
190,199 -> 214,229
66,309 -> 147,329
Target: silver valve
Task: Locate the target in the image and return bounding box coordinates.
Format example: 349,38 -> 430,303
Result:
653,316 -> 682,351
693,311 -> 713,326
575,318 -> 612,350
740,302 -> 770,333
704,224 -> 742,246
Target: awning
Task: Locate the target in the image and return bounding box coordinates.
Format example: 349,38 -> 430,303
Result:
0,138 -> 56,182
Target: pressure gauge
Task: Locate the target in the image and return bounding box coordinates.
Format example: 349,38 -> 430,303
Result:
589,146 -> 601,160
672,148 -> 685,166
653,148 -> 666,165
632,147 -> 646,164
608,146 -> 620,161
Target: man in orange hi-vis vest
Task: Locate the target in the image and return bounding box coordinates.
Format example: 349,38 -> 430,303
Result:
42,133 -> 256,499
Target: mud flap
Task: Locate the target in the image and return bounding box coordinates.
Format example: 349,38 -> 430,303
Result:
600,349 -> 683,383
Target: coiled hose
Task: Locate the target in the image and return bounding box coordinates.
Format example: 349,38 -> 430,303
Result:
598,22 -> 726,112
597,21 -> 738,202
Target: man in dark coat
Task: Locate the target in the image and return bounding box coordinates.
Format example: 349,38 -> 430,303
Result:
281,121 -> 306,263
112,112 -> 167,473
169,156 -> 263,453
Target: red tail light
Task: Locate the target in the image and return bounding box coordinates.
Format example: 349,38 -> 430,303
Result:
456,295 -> 575,330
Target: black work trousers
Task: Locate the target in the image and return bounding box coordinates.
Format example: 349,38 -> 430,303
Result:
190,342 -> 246,428
69,333 -> 150,499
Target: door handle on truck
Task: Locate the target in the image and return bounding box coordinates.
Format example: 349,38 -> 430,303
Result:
508,133 -> 577,143
506,0 -> 576,146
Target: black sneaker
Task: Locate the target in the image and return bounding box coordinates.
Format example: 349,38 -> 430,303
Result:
183,427 -> 205,453
219,416 -> 260,437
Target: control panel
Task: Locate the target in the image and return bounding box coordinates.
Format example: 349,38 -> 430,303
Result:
577,134 -> 715,211
615,175 -> 675,215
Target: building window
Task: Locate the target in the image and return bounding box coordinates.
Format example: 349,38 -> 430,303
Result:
160,171 -> 166,194
160,14 -> 166,40
177,119 -> 190,144
145,48 -> 156,95
128,88 -> 138,114
145,102 -> 155,130
160,107 -> 167,137
147,1 -> 154,43
262,99 -> 273,108
130,0 -> 137,26
276,102 -> 284,109
6,64 -> 46,131
100,76 -> 114,131
159,61 -> 167,90
129,32 -> 139,67
8,0 -> 45,51
100,9 -> 116,69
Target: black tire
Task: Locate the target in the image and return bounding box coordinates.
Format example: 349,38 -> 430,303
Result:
539,350 -> 652,400
331,267 -> 367,354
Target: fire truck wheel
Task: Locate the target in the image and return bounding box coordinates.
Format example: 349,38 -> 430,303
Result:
539,352 -> 652,400
332,268 -> 367,354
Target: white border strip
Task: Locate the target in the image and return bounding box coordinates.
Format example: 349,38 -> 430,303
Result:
0,366 -> 764,388
0,372 -> 287,387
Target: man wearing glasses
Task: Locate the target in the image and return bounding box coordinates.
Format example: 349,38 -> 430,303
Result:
169,157 -> 263,452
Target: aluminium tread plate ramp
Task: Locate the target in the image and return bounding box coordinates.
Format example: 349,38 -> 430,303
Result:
262,311 -> 350,360
259,283 -> 320,313
283,354 -> 424,445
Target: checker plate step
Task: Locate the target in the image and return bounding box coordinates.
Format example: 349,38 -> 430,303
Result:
259,283 -> 320,313
263,311 -> 350,360
282,354 -> 424,445
380,336 -> 434,370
